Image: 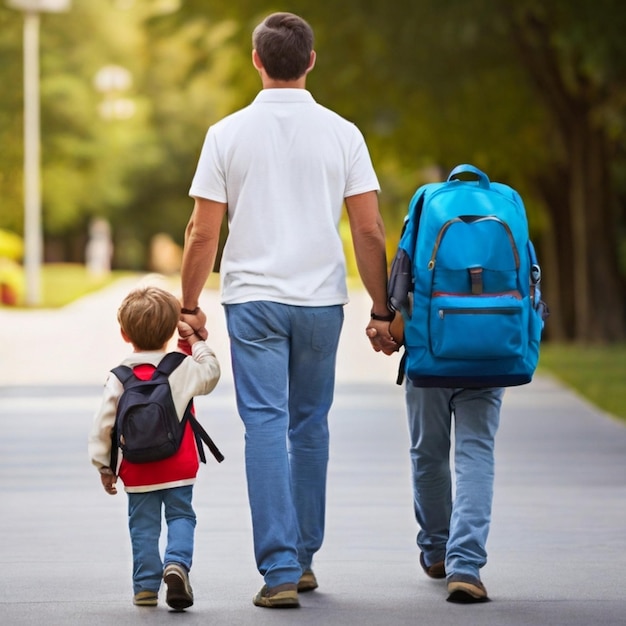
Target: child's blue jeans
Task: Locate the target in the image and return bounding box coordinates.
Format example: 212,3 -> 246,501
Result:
405,385 -> 503,579
127,485 -> 196,594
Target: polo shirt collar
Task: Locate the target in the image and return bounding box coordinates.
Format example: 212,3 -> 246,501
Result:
254,89 -> 316,104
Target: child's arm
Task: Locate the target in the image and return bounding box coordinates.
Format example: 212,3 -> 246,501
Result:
88,375 -> 122,488
170,321 -> 221,405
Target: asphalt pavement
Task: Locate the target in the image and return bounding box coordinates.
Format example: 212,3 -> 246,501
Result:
1,276 -> 625,625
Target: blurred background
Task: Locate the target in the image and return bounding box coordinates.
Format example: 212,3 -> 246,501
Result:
1,0 -> 625,347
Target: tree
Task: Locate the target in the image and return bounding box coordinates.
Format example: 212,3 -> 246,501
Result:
147,0 -> 626,340
1,0 -> 623,340
503,1 -> 626,341
0,1 -> 161,263
0,7 -> 31,235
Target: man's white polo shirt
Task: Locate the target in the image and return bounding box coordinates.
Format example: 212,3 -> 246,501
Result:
189,88 -> 380,306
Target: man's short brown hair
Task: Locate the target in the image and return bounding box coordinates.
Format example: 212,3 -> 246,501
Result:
252,12 -> 314,81
117,286 -> 180,351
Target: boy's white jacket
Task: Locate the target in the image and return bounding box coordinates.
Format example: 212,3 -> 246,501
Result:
88,342 -> 220,471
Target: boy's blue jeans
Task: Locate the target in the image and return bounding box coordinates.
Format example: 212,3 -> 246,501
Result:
127,485 -> 196,594
225,301 -> 343,588
405,384 -> 503,579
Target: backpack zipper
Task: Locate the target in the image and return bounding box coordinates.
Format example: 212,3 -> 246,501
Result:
428,216 -> 520,270
432,290 -> 522,299
438,307 -> 519,319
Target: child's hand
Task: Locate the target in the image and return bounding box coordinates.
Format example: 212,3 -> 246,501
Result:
100,471 -> 118,495
178,320 -> 199,344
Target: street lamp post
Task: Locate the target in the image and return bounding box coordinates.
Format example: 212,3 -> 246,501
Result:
7,0 -> 71,306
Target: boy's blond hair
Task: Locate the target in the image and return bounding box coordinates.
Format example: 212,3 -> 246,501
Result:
117,286 -> 180,350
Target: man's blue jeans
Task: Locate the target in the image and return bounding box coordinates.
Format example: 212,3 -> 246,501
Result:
127,485 -> 196,594
405,384 -> 503,579
225,301 -> 343,588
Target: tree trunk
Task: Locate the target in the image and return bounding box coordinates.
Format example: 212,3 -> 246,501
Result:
584,126 -> 626,340
532,174 -> 569,340
568,113 -> 593,340
553,107 -> 625,342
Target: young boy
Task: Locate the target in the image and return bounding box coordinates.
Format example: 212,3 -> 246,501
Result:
88,286 -> 220,610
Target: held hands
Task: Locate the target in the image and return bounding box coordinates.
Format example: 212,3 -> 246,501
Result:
177,320 -> 201,345
180,306 -> 208,341
366,318 -> 400,355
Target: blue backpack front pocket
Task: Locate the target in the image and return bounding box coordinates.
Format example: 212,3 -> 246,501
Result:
430,293 -> 525,359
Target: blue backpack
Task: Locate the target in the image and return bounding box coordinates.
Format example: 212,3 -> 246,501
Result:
388,164 -> 549,388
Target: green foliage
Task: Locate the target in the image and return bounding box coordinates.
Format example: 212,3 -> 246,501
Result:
0,8 -> 26,233
1,0 -> 623,240
127,11 -> 251,247
0,0 -> 624,338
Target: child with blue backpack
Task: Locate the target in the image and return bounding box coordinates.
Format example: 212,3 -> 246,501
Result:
88,286 -> 220,610
386,165 -> 548,603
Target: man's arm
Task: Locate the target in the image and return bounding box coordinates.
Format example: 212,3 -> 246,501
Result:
345,191 -> 398,355
180,196 -> 227,337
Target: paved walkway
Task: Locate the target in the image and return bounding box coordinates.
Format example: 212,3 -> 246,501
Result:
1,277 -> 625,625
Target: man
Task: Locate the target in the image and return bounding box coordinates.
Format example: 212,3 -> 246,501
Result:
180,12 -> 397,609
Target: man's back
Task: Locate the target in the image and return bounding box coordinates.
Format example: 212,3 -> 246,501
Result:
190,88 -> 379,306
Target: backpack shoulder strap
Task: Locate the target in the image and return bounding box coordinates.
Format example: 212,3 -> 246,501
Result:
108,364 -> 136,473
155,351 -> 224,463
111,352 -> 185,385
388,191 -> 426,315
155,351 -> 187,378
399,185 -> 427,265
189,412 -> 225,463
111,364 -> 134,386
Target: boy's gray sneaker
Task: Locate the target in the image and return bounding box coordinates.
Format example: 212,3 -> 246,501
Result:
163,563 -> 194,611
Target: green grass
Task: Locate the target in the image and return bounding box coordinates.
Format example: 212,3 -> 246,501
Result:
538,343 -> 626,423
2,263 -> 218,308
0,263 -> 138,309
41,264 -> 142,308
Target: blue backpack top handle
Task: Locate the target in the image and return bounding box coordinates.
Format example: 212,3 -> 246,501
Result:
447,163 -> 491,189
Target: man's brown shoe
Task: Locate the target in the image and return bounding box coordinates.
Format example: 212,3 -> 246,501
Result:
446,574 -> 490,603
253,583 -> 300,608
420,552 -> 446,579
133,590 -> 158,606
298,570 -> 318,592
